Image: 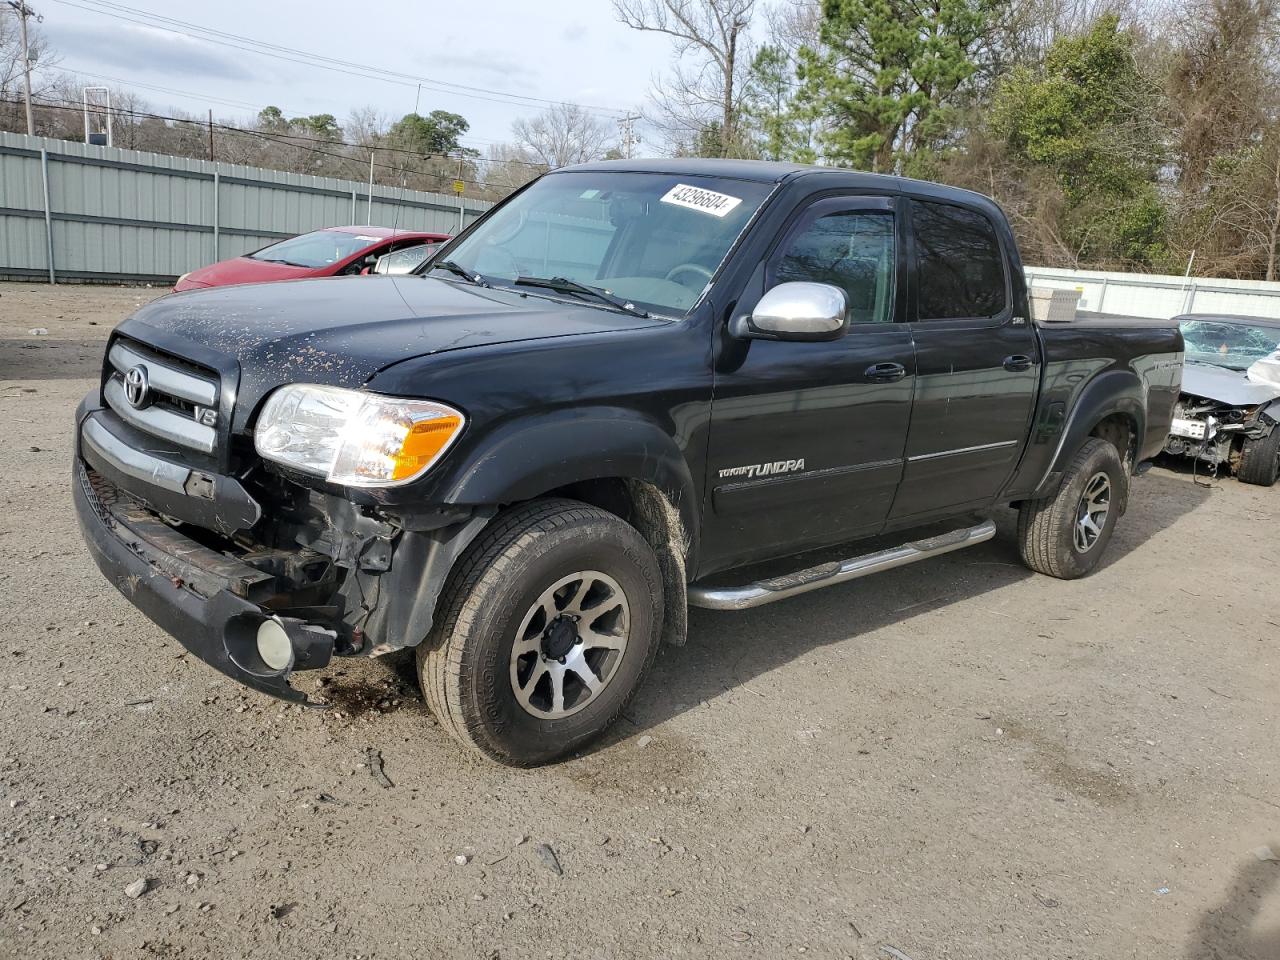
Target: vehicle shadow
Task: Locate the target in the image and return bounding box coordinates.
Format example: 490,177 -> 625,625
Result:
0,338 -> 106,381
600,467 -> 1211,747
329,468 -> 1212,751
1184,854 -> 1280,960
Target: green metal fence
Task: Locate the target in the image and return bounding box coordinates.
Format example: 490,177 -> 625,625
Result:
0,131 -> 493,284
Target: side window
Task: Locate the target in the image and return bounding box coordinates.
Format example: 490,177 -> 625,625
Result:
773,210 -> 895,324
911,201 -> 1007,320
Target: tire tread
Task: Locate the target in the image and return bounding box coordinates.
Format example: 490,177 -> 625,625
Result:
1236,428 -> 1280,486
418,498 -> 659,766
1018,438 -> 1120,579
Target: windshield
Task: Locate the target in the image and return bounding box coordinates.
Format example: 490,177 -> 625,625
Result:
249,230 -> 374,268
436,171 -> 774,316
1180,318 -> 1280,371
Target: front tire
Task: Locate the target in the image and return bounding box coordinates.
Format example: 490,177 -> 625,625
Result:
1018,438 -> 1125,579
1236,428 -> 1280,486
418,498 -> 663,766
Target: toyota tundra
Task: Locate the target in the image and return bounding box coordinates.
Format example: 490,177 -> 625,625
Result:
74,160 -> 1183,765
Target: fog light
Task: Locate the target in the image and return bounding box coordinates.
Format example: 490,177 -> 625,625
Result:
256,619 -> 294,671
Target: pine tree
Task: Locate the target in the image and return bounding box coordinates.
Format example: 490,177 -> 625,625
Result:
797,0 -> 995,172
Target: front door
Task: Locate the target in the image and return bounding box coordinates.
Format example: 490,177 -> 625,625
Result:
701,196 -> 916,574
888,198 -> 1040,521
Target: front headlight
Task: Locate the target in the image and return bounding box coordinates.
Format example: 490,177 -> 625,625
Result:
254,384 -> 464,487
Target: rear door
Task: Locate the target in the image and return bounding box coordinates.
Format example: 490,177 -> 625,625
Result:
888,198 -> 1040,521
701,195 -> 917,572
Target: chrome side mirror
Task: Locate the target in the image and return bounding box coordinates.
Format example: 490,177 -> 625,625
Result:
730,281 -> 849,342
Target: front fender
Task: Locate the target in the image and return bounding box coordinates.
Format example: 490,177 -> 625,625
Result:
441,406 -> 701,560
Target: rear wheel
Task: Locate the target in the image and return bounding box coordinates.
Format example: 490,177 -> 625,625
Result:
418,498 -> 663,766
1236,428 -> 1280,486
1018,438 -> 1125,579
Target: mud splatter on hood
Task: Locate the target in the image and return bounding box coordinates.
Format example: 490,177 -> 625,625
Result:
115,274 -> 661,428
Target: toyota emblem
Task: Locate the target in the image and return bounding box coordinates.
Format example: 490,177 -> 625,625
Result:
123,365 -> 150,408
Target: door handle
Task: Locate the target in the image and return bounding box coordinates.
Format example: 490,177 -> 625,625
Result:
1003,354 -> 1033,372
864,361 -> 907,382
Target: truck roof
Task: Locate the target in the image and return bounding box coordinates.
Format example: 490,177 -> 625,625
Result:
561,157 -> 997,208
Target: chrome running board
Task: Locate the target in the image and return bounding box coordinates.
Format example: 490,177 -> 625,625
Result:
687,520 -> 997,611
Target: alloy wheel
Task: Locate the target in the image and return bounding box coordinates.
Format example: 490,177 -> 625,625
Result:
509,571 -> 630,719
1073,472 -> 1112,554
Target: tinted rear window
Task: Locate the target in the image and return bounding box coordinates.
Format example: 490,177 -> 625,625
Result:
911,201 -> 1007,320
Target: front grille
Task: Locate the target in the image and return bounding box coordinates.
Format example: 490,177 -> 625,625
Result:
104,339 -> 221,455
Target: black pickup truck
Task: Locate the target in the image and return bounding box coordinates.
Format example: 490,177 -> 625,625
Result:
74,160 -> 1182,765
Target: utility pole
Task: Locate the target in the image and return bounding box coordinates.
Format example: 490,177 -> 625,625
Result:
617,114 -> 641,159
6,1 -> 41,137
455,154 -> 464,233
207,108 -> 215,161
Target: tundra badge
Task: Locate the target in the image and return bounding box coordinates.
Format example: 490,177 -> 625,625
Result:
718,459 -> 806,480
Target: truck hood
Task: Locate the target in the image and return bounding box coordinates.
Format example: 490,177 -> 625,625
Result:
1181,360 -> 1280,406
117,275 -> 664,426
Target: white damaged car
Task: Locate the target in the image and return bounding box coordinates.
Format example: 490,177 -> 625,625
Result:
1164,314 -> 1280,485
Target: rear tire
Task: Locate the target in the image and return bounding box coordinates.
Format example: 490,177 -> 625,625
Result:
417,498 -> 663,766
1236,428 -> 1280,486
1018,438 -> 1125,580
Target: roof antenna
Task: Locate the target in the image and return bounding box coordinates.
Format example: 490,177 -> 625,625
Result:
387,100 -> 413,238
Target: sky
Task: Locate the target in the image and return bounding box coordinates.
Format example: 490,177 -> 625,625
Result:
37,0 -> 675,152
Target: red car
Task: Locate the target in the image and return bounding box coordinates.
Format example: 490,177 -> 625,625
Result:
172,226 -> 451,292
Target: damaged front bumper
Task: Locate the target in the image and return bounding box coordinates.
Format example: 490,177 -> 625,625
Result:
73,457 -> 325,703
1164,401 -> 1276,466
73,394 -> 491,704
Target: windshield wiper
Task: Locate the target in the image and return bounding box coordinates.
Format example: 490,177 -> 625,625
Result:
512,276 -> 648,317
431,259 -> 488,286
259,257 -> 309,267
1186,357 -> 1247,371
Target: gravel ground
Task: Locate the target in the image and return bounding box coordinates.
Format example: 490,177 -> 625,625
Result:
0,281 -> 1277,960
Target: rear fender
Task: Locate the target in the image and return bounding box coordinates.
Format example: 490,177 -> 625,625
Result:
1033,370 -> 1146,498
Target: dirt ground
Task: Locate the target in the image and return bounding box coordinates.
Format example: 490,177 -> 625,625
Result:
0,280 -> 1277,960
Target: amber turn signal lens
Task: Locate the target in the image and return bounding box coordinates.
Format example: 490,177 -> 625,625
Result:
390,414 -> 465,481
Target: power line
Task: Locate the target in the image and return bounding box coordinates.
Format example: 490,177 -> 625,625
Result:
47,0 -> 631,119
5,95 -> 549,177
60,67 -> 311,116
52,94 -> 548,167
56,66 -> 506,153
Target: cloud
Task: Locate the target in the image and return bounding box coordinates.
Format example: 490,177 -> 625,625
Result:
46,23 -> 254,81
415,44 -> 538,84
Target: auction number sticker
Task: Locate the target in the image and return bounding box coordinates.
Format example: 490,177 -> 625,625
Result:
660,183 -> 743,218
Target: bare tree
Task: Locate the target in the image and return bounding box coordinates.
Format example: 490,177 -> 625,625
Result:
1,9 -> 57,132
512,103 -> 614,169
1185,127 -> 1280,279
481,142 -> 543,198
1166,0 -> 1279,190
347,105 -> 391,149
763,0 -> 820,57
612,0 -> 758,156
